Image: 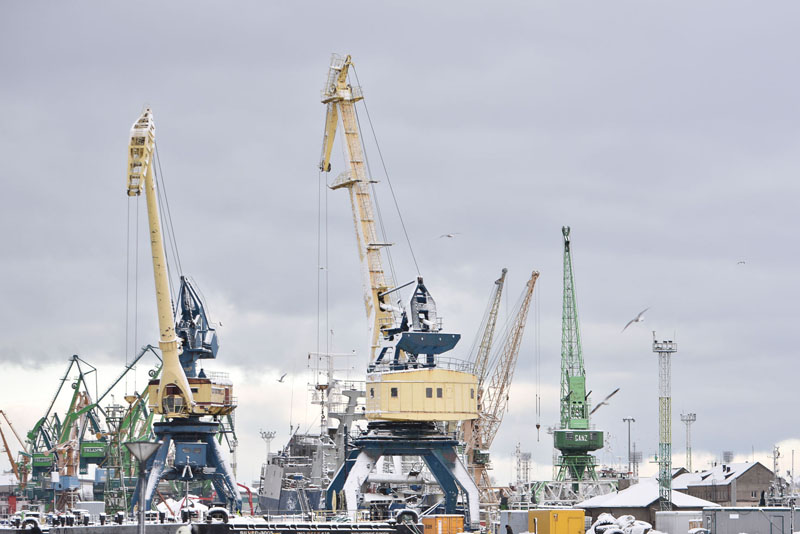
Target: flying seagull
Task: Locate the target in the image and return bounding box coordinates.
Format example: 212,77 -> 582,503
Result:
590,388 -> 621,415
438,232 -> 460,239
277,373 -> 287,383
621,307 -> 650,332
737,260 -> 746,265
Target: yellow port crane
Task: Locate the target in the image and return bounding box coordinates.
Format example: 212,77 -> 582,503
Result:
462,270 -> 507,485
126,108 -> 241,511
321,54 -> 481,526
0,410 -> 28,488
319,54 -> 477,423
0,413 -> 21,485
465,271 -> 539,499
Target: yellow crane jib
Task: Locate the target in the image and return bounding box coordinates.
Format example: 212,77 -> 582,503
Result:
464,270 -> 539,496
319,54 -> 363,173
126,108 -> 195,418
318,54 -> 394,362
126,110 -> 155,197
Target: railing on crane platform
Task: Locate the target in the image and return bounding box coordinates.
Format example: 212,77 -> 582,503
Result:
369,356 -> 475,374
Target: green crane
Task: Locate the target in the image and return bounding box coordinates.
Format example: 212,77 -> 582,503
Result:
553,226 -> 604,481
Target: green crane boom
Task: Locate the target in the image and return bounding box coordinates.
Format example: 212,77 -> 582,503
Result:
554,226 -> 603,482
560,226 -> 588,430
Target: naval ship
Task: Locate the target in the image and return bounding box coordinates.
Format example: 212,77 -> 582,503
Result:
258,362 -> 366,515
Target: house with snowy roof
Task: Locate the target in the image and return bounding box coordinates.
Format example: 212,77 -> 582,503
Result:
672,461 -> 773,506
576,477 -> 718,525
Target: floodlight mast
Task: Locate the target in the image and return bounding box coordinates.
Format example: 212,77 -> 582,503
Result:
680,413 -> 696,472
623,417 -> 635,475
653,333 -> 677,511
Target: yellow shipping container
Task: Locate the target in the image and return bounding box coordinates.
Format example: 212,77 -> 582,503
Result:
527,509 -> 584,534
422,515 -> 465,534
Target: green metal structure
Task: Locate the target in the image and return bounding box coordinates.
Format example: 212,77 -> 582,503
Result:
554,226 -> 603,481
19,349 -> 162,509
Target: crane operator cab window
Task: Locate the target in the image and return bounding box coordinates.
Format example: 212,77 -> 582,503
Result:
163,384 -> 186,414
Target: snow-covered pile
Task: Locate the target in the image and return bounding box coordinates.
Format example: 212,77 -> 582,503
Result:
586,512 -> 666,534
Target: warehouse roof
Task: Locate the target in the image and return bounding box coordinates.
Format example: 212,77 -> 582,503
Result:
577,477 -> 719,509
672,462 -> 765,489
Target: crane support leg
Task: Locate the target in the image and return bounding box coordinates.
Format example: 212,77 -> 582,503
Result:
130,434 -> 172,512
131,421 -> 242,513
206,435 -> 241,506
341,449 -> 381,518
423,448 -> 479,529
326,423 -> 479,530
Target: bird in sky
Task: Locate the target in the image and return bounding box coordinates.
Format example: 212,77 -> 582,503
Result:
438,232 -> 460,239
622,307 -> 650,332
590,387 -> 621,415
277,373 -> 287,383
737,260 -> 746,265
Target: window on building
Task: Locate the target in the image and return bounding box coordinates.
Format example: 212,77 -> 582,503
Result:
437,387 -> 443,398
426,388 -> 433,398
470,388 -> 475,399
391,387 -> 398,398
370,388 -> 374,398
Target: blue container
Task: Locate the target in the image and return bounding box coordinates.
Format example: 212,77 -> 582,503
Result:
54,475 -> 80,490
95,468 -> 107,483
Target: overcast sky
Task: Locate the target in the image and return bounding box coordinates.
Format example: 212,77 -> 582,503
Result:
2,1 -> 799,487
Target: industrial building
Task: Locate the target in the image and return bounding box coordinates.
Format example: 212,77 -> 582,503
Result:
672,461 -> 774,506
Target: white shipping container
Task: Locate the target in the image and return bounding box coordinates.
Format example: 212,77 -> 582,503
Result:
499,510 -> 529,534
655,510 -> 702,534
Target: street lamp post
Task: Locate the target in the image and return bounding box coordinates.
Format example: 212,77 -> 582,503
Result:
124,441 -> 162,534
623,417 -> 635,475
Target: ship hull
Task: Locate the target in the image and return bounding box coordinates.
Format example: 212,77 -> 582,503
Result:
258,488 -> 323,515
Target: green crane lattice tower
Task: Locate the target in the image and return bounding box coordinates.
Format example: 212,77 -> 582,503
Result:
553,227 -> 603,482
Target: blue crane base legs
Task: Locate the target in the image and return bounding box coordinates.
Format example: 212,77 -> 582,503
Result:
326,422 -> 479,530
130,420 -> 241,513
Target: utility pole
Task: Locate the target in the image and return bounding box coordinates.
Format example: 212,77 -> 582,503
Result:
623,417 -> 635,475
680,413 -> 696,472
653,332 -> 677,511
632,445 -> 642,478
